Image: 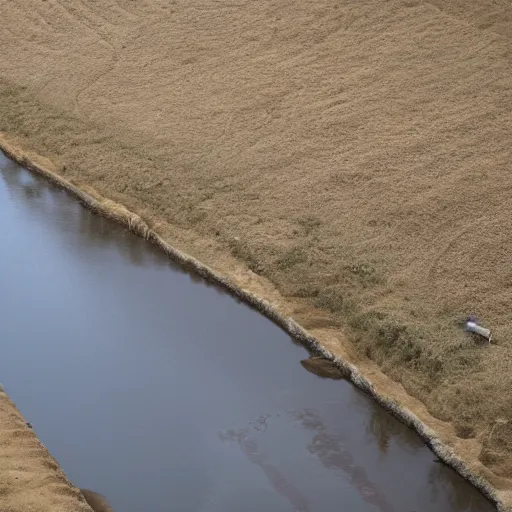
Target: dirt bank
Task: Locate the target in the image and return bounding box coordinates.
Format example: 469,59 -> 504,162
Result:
0,387 -> 92,512
0,0 -> 511,509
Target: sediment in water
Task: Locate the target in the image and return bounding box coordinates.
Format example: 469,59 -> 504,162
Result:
300,357 -> 348,380
0,134 -> 508,511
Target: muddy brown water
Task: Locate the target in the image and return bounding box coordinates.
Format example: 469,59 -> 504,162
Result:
0,153 -> 494,512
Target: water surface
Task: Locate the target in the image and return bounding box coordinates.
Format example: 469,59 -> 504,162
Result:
0,153 -> 493,512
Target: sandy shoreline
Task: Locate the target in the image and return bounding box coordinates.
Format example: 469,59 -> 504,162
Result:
0,383 -> 92,512
1,135 -> 510,510
1,0 -> 511,509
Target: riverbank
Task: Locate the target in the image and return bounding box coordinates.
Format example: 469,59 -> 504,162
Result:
3,153 -> 496,512
0,0 -> 511,509
0,136 -> 509,511
0,386 -> 92,512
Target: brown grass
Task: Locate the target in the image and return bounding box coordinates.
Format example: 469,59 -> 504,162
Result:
0,0 -> 512,509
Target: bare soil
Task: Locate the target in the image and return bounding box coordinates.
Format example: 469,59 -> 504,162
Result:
0,0 -> 511,509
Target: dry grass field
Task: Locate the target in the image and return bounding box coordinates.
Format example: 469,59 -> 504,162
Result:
1,0 -> 511,507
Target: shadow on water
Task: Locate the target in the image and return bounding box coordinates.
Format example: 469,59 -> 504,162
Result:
298,356 -> 487,511
292,408 -> 395,512
0,153 -> 496,512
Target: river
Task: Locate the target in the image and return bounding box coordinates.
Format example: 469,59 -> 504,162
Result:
0,152 -> 494,511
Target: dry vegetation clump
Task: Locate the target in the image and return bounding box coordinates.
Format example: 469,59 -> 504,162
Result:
480,421 -> 512,476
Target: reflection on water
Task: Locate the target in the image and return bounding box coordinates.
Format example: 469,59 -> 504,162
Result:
365,398 -> 421,456
0,152 -> 496,512
428,462 -> 484,512
219,425 -> 312,512
0,160 -> 226,295
291,409 -> 393,512
0,162 -> 160,268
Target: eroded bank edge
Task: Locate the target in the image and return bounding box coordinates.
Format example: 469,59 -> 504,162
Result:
0,137 -> 507,511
